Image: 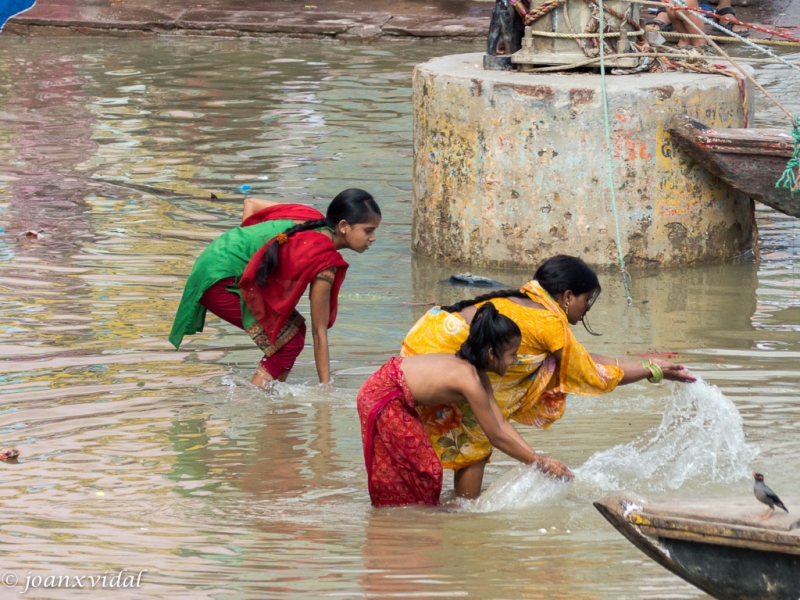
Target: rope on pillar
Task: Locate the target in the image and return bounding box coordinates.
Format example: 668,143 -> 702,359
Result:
597,0 -> 634,306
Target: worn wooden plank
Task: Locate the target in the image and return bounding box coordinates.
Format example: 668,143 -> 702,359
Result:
595,491 -> 800,600
668,114 -> 800,218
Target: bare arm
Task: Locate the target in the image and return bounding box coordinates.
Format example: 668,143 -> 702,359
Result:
464,372 -> 573,480
589,352 -> 696,384
309,277 -> 333,384
480,376 -> 533,451
242,197 -> 280,222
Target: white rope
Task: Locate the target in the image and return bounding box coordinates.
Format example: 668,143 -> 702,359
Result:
638,0 -> 800,74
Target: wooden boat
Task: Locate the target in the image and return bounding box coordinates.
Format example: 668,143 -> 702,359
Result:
594,491 -> 800,600
668,114 -> 799,218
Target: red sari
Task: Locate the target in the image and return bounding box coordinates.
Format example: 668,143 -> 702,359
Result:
240,204 -> 324,228
238,208 -> 349,345
357,357 -> 443,506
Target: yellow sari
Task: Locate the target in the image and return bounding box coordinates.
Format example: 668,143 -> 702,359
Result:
401,281 -> 624,469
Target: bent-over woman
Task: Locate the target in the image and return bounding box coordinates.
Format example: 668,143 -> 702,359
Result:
358,304 -> 572,507
170,189 -> 381,386
402,255 -> 696,498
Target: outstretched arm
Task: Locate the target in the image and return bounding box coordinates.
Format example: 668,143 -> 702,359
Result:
463,372 -> 573,480
309,277 -> 333,385
589,352 -> 696,384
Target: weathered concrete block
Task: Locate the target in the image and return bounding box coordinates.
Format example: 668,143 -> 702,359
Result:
412,53 -> 755,268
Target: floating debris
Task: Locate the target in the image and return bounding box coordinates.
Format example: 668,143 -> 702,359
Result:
0,448 -> 19,461
447,273 -> 506,288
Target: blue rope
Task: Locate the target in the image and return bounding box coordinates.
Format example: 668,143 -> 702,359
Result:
597,0 -> 634,306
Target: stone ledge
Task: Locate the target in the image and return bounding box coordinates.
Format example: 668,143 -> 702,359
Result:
7,1 -> 490,40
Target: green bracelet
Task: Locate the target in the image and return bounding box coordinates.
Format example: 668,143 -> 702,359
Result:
641,360 -> 663,384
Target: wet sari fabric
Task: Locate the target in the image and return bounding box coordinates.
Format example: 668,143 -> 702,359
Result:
401,281 -> 624,470
357,357 -> 443,506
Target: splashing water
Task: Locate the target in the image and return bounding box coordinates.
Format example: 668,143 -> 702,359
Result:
468,465 -> 572,513
463,380 -> 756,513
574,379 -> 758,497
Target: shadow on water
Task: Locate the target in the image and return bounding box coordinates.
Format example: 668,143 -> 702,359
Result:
0,35 -> 798,598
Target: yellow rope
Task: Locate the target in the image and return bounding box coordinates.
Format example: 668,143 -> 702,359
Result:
658,31 -> 800,47
516,52 -> 800,72
526,28 -> 644,39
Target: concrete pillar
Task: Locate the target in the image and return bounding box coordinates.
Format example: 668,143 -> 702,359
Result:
412,53 -> 755,268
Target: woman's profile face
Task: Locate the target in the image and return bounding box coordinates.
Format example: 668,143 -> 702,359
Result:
566,291 -> 596,325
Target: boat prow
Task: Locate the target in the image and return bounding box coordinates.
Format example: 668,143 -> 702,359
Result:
594,491 -> 800,600
668,114 -> 799,218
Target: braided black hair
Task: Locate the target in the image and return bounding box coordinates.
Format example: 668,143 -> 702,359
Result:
456,303 -> 521,371
441,289 -> 527,313
255,188 -> 380,287
442,255 -> 602,335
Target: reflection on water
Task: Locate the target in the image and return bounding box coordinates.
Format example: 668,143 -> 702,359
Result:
0,36 -> 798,599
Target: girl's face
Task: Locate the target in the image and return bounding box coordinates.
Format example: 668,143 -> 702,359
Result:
340,213 -> 381,253
487,337 -> 521,376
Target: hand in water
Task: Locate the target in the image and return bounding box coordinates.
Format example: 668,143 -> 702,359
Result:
318,379 -> 335,393
535,455 -> 574,481
652,359 -> 697,383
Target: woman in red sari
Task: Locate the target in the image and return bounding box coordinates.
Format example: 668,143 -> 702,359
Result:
170,189 -> 381,386
357,304 -> 572,507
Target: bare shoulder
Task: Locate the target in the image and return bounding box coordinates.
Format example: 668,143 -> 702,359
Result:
401,354 -> 481,407
448,359 -> 483,392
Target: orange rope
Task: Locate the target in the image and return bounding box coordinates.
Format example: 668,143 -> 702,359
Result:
664,1 -> 800,43
523,0 -> 566,26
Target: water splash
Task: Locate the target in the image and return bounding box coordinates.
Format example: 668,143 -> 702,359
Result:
575,379 -> 758,497
467,465 -> 572,513
462,380 -> 757,513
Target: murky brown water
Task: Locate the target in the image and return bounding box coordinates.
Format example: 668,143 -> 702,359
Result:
0,35 -> 798,599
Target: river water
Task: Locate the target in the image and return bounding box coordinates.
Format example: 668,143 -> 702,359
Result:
0,35 -> 798,599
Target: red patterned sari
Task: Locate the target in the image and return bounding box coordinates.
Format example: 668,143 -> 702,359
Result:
357,357 -> 443,506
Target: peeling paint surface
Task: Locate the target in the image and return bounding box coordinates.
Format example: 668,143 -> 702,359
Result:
412,53 -> 754,268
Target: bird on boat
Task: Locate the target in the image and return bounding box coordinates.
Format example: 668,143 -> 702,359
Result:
752,473 -> 789,520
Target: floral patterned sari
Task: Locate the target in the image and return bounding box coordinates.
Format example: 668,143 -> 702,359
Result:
401,280 -> 624,470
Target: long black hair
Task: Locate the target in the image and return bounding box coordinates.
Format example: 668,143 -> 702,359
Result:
442,255 -> 602,335
456,303 -> 521,371
255,188 -> 381,287
534,255 -> 601,335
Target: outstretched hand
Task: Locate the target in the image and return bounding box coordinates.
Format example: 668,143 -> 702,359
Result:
534,455 -> 574,481
652,359 -> 697,383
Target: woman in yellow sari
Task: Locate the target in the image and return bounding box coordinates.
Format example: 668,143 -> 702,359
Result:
401,255 -> 696,498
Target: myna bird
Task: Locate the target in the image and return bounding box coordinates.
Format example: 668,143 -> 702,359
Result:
753,472 -> 789,520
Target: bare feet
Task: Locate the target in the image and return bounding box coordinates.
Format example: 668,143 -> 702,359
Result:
251,365 -> 277,387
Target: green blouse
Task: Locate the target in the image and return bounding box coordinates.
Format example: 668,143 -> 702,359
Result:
169,219 -> 293,349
